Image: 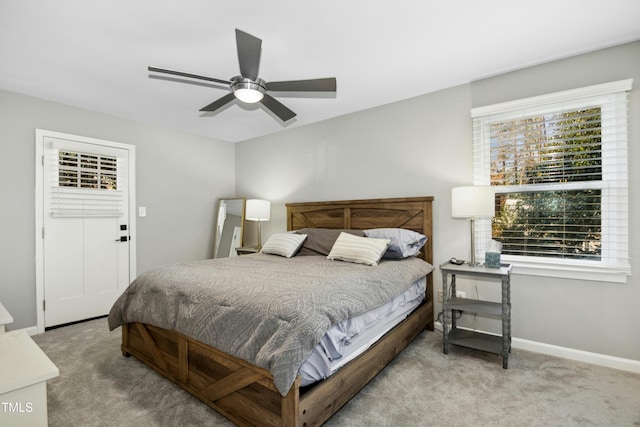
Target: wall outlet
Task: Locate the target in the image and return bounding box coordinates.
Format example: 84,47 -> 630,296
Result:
438,290 -> 466,303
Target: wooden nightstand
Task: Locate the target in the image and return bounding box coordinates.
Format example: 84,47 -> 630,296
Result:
236,246 -> 259,255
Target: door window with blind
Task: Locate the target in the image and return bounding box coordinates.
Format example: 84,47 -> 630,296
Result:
58,151 -> 118,190
471,80 -> 631,282
51,149 -> 124,218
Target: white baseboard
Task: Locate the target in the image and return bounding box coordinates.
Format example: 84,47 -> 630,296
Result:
512,337 -> 640,374
433,321 -> 640,374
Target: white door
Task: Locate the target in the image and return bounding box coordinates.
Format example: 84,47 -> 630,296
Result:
39,133 -> 134,328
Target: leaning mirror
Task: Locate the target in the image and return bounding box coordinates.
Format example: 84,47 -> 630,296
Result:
213,198 -> 246,258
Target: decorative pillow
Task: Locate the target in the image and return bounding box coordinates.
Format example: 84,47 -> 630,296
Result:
295,228 -> 365,256
327,232 -> 390,266
261,233 -> 307,258
364,228 -> 427,259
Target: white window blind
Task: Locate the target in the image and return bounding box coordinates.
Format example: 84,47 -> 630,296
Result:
49,149 -> 124,217
471,79 -> 632,282
58,151 -> 117,190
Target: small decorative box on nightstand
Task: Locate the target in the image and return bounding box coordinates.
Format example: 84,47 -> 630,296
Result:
485,252 -> 501,268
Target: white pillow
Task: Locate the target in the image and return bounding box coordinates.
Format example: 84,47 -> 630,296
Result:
327,232 -> 390,266
261,233 -> 307,258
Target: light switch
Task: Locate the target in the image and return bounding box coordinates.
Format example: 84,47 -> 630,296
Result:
138,206 -> 147,217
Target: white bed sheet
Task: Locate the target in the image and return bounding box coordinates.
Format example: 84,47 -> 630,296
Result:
299,277 -> 426,386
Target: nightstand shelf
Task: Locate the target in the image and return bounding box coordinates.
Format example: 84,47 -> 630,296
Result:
447,327 -> 503,354
446,297 -> 505,317
440,261 -> 512,368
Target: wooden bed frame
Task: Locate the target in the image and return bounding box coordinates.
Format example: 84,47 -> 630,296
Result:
120,196 -> 434,426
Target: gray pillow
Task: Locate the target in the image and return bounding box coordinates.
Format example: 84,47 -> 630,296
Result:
295,228 -> 365,256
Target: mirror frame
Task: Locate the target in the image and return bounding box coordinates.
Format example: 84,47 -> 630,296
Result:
213,197 -> 246,258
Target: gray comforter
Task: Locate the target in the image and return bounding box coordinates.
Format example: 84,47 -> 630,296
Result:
108,253 -> 433,395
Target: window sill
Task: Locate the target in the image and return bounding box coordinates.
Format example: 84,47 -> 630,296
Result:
497,256 -> 630,284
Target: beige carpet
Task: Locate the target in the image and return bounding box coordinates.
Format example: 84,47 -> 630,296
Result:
32,317 -> 640,426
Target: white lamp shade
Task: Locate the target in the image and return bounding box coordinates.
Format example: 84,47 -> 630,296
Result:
451,186 -> 495,218
245,199 -> 271,221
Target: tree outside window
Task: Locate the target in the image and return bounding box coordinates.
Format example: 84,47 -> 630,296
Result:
471,80 -> 631,282
490,108 -> 602,260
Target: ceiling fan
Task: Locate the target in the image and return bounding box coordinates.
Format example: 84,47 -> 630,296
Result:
148,29 -> 337,122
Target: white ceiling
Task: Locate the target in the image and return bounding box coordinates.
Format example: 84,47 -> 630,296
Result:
1,1 -> 639,143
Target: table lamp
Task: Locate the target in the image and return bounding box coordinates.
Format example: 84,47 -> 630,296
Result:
245,199 -> 271,250
451,186 -> 495,267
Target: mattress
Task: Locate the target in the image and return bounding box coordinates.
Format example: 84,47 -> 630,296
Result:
299,277 -> 426,385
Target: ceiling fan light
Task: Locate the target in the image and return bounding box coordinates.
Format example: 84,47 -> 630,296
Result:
234,87 -> 264,103
232,77 -> 266,103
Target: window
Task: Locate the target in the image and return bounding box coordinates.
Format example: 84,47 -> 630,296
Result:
58,151 -> 118,190
51,149 -> 123,218
471,80 -> 632,283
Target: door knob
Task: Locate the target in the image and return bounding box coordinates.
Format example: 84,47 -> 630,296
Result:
115,236 -> 128,242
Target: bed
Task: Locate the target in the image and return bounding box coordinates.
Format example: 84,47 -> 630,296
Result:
109,196 -> 434,426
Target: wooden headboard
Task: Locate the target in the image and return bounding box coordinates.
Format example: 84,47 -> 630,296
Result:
286,196 -> 434,299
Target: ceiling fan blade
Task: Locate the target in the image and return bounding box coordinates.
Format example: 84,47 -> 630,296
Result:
266,77 -> 337,92
148,66 -> 230,85
260,94 -> 296,121
235,29 -> 262,81
199,92 -> 236,112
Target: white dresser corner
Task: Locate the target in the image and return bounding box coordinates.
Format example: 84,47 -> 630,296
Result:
0,330 -> 59,426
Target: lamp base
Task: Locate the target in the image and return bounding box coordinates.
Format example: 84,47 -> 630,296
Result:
468,217 -> 480,267
256,221 -> 263,251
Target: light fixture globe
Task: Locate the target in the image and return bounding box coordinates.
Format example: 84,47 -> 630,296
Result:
231,76 -> 266,103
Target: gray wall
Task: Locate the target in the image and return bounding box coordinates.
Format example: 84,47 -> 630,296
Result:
2,41 -> 637,361
0,90 -> 235,330
236,41 -> 640,360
